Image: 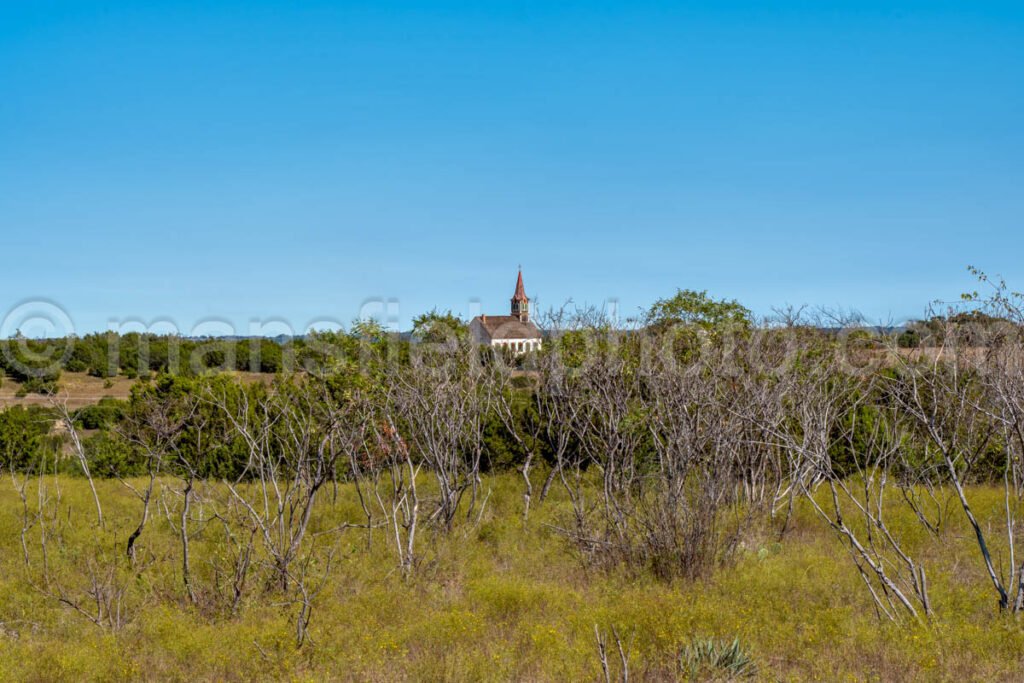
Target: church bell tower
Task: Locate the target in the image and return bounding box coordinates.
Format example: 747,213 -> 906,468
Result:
511,269 -> 529,322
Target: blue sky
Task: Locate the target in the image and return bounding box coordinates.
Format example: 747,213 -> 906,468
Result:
1,1 -> 1022,336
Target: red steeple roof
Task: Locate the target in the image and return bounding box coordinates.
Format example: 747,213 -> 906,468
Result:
512,269 -> 528,302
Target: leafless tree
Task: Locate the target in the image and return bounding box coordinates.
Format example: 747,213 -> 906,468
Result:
41,553 -> 133,631
542,307 -> 775,579
152,411 -> 211,605
49,394 -> 103,528
889,323 -> 1008,608
490,355 -> 547,521
885,282 -> 1024,613
594,624 -> 631,683
364,415 -> 420,576
968,273 -> 1024,611
209,377 -> 368,591
743,318 -> 934,623
530,351 -> 584,513
117,388 -> 196,563
207,496 -> 259,615
386,340 -> 494,531
552,334 -> 644,563
282,540 -> 337,647
14,445 -> 137,631
639,347 -> 754,579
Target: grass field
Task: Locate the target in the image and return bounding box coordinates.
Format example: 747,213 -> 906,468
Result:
0,373 -> 136,410
0,372 -> 271,410
0,473 -> 1022,682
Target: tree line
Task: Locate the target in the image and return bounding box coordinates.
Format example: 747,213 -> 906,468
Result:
0,290 -> 1009,397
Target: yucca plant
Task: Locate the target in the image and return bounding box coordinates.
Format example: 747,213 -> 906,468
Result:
678,637 -> 758,681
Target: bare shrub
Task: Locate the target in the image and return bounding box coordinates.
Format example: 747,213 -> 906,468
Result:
385,340 -> 494,531
545,316 -> 763,580
210,376 -> 369,592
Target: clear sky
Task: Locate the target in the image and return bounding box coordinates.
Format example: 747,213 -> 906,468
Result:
1,1 -> 1022,336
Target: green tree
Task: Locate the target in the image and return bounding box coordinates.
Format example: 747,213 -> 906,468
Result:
411,309 -> 468,344
74,397 -> 127,430
0,336 -> 63,393
644,289 -> 752,332
0,406 -> 55,470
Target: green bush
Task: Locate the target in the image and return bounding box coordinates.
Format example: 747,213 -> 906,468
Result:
83,431 -> 144,477
0,406 -> 56,470
74,398 -> 126,430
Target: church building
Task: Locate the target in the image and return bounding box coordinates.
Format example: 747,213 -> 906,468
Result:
469,270 -> 543,354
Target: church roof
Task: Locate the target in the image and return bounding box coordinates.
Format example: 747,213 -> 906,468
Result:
471,315 -> 542,340
512,270 -> 528,302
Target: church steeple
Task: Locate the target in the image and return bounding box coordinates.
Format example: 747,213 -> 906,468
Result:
511,268 -> 529,322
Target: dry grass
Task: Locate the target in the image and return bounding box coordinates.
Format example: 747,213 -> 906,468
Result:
0,474 -> 1023,681
0,373 -> 135,410
0,372 -> 273,411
